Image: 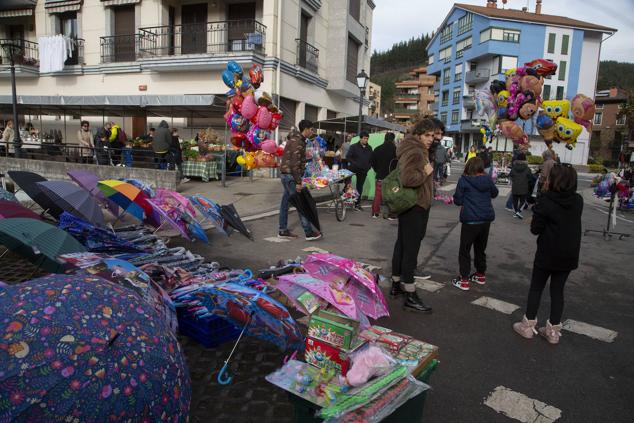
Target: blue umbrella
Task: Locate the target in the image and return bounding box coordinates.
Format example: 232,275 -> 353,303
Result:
57,212 -> 144,253
189,195 -> 231,236
0,273 -> 191,421
0,187 -> 18,203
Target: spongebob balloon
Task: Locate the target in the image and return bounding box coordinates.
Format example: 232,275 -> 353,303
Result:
542,100 -> 570,121
555,117 -> 583,150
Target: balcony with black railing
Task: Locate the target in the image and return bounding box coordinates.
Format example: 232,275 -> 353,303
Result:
0,39 -> 39,67
295,39 -> 319,74
137,19 -> 266,59
100,34 -> 149,63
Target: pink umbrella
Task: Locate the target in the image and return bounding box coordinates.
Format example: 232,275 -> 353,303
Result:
302,253 -> 389,319
155,189 -> 196,216
146,198 -> 191,240
276,273 -> 370,327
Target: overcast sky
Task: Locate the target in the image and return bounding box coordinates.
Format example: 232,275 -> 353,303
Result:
372,0 -> 634,62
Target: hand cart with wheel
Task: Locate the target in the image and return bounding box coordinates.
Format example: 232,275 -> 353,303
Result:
306,175 -> 355,222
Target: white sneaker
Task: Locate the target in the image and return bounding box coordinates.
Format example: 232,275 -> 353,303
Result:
181,177 -> 191,183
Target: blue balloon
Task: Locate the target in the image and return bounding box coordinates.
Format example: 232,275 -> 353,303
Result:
222,69 -> 236,89
227,61 -> 243,77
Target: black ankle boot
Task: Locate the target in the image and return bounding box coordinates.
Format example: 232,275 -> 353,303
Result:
390,279 -> 404,297
403,291 -> 432,313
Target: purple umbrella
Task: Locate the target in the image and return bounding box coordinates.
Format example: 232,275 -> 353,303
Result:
147,199 -> 191,240
68,170 -> 119,217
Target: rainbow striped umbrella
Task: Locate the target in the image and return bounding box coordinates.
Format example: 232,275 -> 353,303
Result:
96,180 -> 160,227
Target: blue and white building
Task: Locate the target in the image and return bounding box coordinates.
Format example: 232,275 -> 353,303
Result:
426,1 -> 617,164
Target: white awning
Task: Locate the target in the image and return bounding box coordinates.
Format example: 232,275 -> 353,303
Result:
45,0 -> 82,14
101,0 -> 141,6
0,9 -> 33,17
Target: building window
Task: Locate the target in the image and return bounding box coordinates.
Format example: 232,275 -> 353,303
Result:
561,34 -> 570,55
455,64 -> 462,81
439,46 -> 452,63
440,25 -> 453,44
443,67 -> 450,84
428,54 -> 434,65
492,55 -> 518,75
556,86 -> 564,100
440,112 -> 448,124
346,36 -> 360,83
543,85 -> 551,100
453,88 -> 461,105
457,13 -> 473,35
595,102 -> 604,110
451,110 -> 460,123
559,61 -> 567,81
480,28 -> 520,43
616,114 -> 626,126
456,37 -> 472,58
349,0 -> 361,22
548,33 -> 556,54
594,112 -> 603,125
442,91 -> 449,107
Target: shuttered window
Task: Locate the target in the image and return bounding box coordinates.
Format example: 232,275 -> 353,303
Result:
346,36 -> 360,83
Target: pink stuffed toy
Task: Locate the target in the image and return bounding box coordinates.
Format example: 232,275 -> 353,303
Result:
344,346 -> 392,387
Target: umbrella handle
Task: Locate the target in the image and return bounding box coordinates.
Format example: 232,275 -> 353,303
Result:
217,362 -> 233,385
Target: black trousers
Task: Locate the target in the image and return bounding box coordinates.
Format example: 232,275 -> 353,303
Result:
392,205 -> 430,285
459,222 -> 490,277
513,194 -> 526,212
355,172 -> 367,204
525,266 -> 571,325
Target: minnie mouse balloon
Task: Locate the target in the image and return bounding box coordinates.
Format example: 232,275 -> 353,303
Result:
241,95 -> 258,120
227,61 -> 243,77
256,106 -> 273,130
260,139 -> 278,154
230,114 -> 249,133
247,125 -> 266,147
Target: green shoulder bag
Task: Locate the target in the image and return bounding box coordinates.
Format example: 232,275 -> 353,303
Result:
381,164 -> 419,215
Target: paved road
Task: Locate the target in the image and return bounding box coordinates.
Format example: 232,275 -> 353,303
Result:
174,164 -> 634,422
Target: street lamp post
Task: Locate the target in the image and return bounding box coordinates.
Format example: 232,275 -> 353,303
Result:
1,42 -> 23,158
356,69 -> 369,136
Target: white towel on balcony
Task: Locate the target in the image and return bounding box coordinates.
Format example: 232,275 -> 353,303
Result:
38,35 -> 69,73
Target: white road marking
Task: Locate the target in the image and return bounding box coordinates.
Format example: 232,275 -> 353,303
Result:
302,247 -> 330,254
484,386 -> 562,423
263,237 -> 290,243
593,207 -> 634,224
497,187 -> 511,197
415,279 -> 445,292
471,296 -> 520,315
562,319 -> 618,343
437,183 -> 456,192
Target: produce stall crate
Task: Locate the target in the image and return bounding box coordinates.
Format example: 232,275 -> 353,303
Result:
288,359 -> 439,422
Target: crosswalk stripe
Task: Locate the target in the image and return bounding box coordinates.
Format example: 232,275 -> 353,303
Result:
484,386 -> 562,423
562,319 -> 618,343
263,237 -> 290,243
302,247 -> 330,254
415,279 -> 445,292
471,296 -> 520,315
497,187 -> 511,197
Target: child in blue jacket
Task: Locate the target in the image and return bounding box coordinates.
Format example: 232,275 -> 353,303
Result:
452,156 -> 499,290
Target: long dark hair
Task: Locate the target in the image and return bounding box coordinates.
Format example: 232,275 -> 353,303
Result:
464,156 -> 485,176
549,163 -> 577,193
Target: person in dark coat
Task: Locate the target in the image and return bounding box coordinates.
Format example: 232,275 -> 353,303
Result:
153,120 -> 172,169
347,131 -> 373,210
451,157 -> 498,291
93,126 -> 110,165
514,163 -> 583,344
509,153 -> 532,219
370,132 -> 397,218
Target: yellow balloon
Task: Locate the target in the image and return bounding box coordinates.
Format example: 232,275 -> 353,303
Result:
245,153 -> 255,170
236,155 -> 246,166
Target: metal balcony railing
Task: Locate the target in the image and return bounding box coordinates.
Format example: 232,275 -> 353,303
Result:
394,93 -> 420,102
295,39 -> 318,73
100,34 -> 148,63
465,69 -> 490,85
463,94 -> 476,110
394,106 -> 419,115
0,39 -> 39,67
138,19 -> 266,58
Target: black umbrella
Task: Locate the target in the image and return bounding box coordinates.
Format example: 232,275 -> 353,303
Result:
7,171 -> 64,218
220,204 -> 254,241
289,187 -> 321,232
36,181 -> 106,226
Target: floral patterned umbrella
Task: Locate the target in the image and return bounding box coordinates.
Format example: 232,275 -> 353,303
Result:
0,273 -> 190,421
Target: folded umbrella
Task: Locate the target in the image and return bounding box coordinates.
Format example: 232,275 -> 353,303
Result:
302,253 -> 389,319
8,171 -> 64,218
220,204 -> 253,241
97,180 -> 160,227
0,217 -> 86,272
0,187 -> 18,203
289,187 -> 321,232
0,200 -> 42,220
68,170 -> 120,217
36,180 -> 105,227
0,273 -> 190,421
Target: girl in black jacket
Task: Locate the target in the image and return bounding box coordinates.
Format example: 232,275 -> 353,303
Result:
513,164 -> 583,344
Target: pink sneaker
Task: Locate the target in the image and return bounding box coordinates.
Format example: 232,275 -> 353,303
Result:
513,315 -> 538,339
538,320 -> 563,344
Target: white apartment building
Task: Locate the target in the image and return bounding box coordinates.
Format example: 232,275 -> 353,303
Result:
0,0 -> 374,138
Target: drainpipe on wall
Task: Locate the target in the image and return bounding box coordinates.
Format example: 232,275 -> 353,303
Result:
274,0 -> 282,146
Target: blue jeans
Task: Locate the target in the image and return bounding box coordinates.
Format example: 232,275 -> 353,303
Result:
279,174 -> 313,235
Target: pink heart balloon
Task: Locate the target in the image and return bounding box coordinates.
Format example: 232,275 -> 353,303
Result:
260,139 -> 277,154
256,106 -> 273,130
241,94 -> 258,120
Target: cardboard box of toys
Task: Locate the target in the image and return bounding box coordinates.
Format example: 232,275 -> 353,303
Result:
304,336 -> 365,376
307,310 -> 360,350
